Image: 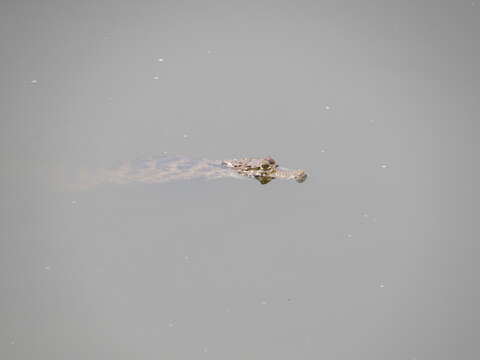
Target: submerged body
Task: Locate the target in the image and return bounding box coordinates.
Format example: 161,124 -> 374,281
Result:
71,155 -> 307,189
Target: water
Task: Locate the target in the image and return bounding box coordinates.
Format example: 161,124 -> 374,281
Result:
1,1 -> 478,359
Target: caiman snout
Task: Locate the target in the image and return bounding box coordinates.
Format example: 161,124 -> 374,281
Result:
294,171 -> 307,183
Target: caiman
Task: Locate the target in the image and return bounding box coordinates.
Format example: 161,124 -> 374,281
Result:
69,155 -> 307,189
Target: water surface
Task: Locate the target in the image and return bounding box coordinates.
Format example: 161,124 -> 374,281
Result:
1,1 -> 478,359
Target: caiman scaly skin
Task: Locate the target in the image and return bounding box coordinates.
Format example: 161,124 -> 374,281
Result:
69,155 -> 307,189
221,157 -> 307,184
